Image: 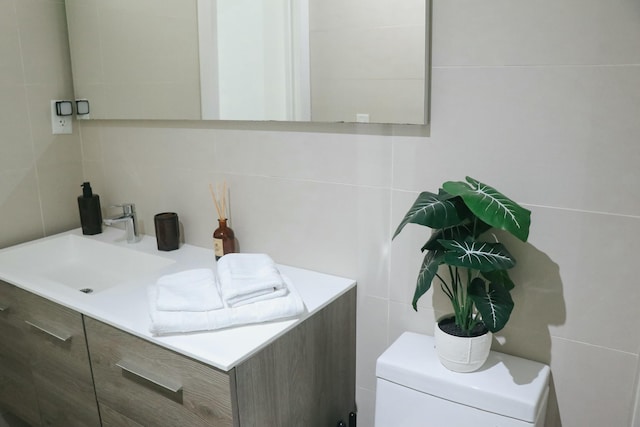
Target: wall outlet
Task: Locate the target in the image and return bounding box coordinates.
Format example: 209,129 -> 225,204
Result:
51,100 -> 73,134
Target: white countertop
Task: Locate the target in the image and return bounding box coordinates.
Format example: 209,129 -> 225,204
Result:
0,227 -> 356,372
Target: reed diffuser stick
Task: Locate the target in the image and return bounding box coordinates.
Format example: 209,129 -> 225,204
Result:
209,183 -> 224,220
221,181 -> 227,219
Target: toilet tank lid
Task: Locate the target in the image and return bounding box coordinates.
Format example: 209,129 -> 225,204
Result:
376,332 -> 550,423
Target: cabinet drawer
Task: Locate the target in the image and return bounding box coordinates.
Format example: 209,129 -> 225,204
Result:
0,281 -> 41,426
0,280 -> 24,329
85,317 -> 235,427
23,292 -> 100,427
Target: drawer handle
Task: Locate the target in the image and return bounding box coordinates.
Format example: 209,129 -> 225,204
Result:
25,320 -> 72,342
116,361 -> 183,395
0,304 -> 8,312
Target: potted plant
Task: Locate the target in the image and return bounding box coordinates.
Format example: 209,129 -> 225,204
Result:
393,176 -> 531,372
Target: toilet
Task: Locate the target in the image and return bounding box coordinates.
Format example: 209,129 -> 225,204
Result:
375,332 -> 550,427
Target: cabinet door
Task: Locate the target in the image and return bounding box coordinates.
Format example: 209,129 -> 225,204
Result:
84,317 -> 235,427
23,292 -> 100,427
0,281 -> 41,426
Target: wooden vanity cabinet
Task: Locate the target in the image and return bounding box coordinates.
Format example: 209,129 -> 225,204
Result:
0,280 -> 41,426
85,316 -> 235,427
22,292 -> 101,427
85,287 -> 356,427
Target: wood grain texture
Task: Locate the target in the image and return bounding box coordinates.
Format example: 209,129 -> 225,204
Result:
234,287 -> 357,427
0,281 -> 41,426
84,317 -> 235,427
99,403 -> 145,427
22,291 -> 101,427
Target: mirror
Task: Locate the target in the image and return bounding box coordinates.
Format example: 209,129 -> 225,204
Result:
65,0 -> 429,125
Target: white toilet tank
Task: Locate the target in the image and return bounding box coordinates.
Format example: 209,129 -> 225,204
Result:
375,332 -> 550,427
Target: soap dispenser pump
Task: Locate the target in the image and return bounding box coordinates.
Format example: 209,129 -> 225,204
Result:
78,182 -> 102,235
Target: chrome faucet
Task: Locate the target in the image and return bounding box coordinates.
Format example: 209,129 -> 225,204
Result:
103,203 -> 141,243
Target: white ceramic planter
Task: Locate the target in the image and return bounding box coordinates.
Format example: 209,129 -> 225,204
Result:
434,320 -> 492,373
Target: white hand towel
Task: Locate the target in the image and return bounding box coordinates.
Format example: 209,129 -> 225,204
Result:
217,253 -> 287,305
155,268 -> 223,312
148,276 -> 305,336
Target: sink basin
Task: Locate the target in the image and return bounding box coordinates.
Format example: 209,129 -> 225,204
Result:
0,234 -> 175,294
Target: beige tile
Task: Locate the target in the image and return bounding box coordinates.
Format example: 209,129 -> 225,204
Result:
223,175 -> 359,277
0,0 -> 23,85
547,337 -> 637,427
99,6 -> 199,84
78,122 -> 102,162
355,188 -> 391,299
432,0 -> 640,66
311,25 -> 425,81
99,125 -> 216,172
0,85 -> 33,171
214,129 -> 393,187
388,301 -> 436,342
356,295 -> 389,391
312,78 -> 426,124
37,161 -> 83,235
0,168 -> 44,248
395,65 -> 640,215
65,0 -> 104,85
355,386 -> 375,427
519,206 -> 640,353
15,0 -> 72,86
310,0 -> 425,31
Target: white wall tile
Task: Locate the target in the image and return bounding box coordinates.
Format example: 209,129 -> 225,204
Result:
214,129 -> 393,187
0,169 -> 44,247
0,85 -> 33,171
356,295 -> 389,391
395,65 -> 640,215
432,0 -> 640,66
548,337 -> 637,427
15,0 -> 72,87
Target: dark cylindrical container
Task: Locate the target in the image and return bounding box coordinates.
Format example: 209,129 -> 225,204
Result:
154,212 -> 180,251
78,182 -> 102,235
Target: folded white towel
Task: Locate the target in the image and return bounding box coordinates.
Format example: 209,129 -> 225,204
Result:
155,269 -> 223,312
148,276 -> 305,336
217,253 -> 287,307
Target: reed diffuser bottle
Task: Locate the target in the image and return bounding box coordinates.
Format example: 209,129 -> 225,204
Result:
210,182 -> 236,260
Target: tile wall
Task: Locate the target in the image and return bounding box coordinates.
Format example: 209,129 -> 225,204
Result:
0,0 -> 80,247
2,1 -> 640,426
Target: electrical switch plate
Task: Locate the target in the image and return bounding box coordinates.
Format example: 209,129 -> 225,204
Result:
51,100 -> 73,134
356,113 -> 370,123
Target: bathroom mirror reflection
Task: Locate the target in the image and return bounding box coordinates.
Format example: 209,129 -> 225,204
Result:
64,0 -> 429,125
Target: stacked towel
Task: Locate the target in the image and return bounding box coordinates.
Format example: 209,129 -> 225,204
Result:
147,254 -> 306,336
148,275 -> 305,336
217,253 -> 288,307
155,268 -> 223,312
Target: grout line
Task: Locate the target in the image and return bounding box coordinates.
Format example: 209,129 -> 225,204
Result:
12,0 -> 47,237
522,203 -> 640,220
433,63 -> 640,69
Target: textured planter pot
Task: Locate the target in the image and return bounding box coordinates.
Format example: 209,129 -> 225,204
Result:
434,317 -> 492,373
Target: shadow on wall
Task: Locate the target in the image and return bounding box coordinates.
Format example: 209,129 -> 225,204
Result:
496,237 -> 565,427
432,236 -> 566,426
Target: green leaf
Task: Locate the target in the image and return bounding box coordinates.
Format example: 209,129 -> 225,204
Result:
439,239 -> 516,272
412,250 -> 444,310
421,219 -> 492,252
468,278 -> 514,333
481,269 -> 515,291
393,192 -> 466,239
442,177 -> 531,242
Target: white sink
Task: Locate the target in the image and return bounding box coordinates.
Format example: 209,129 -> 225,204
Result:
0,234 -> 175,294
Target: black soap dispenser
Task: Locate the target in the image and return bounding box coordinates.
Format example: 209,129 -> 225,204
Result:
77,182 -> 102,235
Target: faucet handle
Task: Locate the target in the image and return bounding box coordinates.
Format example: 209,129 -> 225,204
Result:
111,203 -> 136,215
